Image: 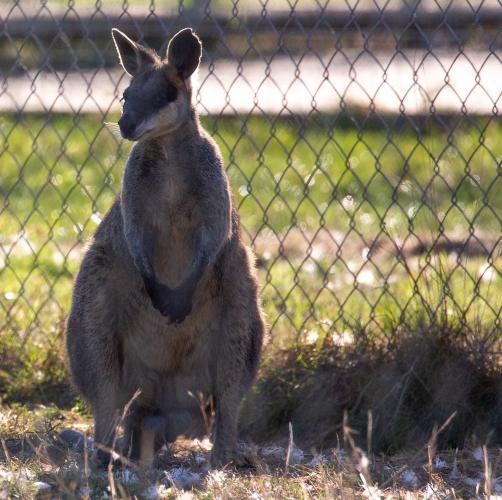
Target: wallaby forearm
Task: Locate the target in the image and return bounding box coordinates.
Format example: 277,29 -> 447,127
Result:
173,216 -> 230,295
122,205 -> 230,322
121,204 -> 159,290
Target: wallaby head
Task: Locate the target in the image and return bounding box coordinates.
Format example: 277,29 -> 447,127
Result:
111,27 -> 202,141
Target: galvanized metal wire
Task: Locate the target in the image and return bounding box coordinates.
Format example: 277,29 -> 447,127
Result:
0,1 -> 501,382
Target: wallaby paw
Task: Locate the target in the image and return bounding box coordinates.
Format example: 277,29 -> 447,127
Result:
146,282 -> 192,323
145,281 -> 170,316
164,293 -> 192,324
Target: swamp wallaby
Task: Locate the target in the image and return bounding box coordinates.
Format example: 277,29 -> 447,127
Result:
65,27 -> 265,468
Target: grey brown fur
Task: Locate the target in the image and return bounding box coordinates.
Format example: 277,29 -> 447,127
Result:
65,27 -> 265,468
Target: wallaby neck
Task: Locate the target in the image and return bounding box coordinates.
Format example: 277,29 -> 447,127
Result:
153,109 -> 202,151
128,109 -> 204,178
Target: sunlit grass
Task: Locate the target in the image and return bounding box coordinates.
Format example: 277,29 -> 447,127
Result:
0,112 -> 501,395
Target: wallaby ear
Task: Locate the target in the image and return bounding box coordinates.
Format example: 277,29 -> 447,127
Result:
112,28 -> 157,76
166,28 -> 202,79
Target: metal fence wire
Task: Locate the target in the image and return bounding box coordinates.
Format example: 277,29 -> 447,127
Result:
1,1 -> 501,381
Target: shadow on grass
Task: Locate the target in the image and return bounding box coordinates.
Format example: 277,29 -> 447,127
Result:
243,319 -> 502,453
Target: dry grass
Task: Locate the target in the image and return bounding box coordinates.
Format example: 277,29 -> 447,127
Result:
243,324 -> 501,454
0,302 -> 500,498
0,403 -> 500,499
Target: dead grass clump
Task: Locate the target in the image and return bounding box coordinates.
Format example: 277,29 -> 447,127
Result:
242,323 -> 502,453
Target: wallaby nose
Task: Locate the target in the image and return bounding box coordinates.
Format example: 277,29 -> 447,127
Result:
118,115 -> 136,139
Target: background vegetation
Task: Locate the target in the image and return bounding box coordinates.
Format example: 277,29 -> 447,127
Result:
1,113 -> 500,492
2,112 -> 501,394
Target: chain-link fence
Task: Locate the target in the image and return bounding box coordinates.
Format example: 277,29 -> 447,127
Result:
1,1 -> 501,391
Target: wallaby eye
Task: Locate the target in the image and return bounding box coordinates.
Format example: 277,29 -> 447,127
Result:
154,83 -> 178,108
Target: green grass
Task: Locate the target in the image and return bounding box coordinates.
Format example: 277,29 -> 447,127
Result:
0,112 -> 501,396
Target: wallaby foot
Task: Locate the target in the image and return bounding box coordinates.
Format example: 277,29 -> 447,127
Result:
210,441 -> 257,469
210,392 -> 255,469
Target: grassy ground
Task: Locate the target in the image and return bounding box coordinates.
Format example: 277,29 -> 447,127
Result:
1,112 -> 500,393
0,112 -> 501,497
0,404 -> 500,498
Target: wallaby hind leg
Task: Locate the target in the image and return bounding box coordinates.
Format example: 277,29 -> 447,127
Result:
93,387 -> 122,465
211,386 -> 257,468
211,389 -> 240,467
210,274 -> 264,468
210,331 -> 257,468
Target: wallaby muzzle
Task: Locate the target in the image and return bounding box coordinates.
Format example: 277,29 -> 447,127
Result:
118,112 -> 140,140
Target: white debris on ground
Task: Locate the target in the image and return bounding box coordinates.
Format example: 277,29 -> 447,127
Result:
165,467 -> 202,490
305,329 -> 319,344
424,482 -> 441,499
261,444 -> 304,464
433,456 -> 448,470
0,469 -> 14,482
192,437 -> 212,451
120,467 -> 139,486
401,469 -> 420,488
0,466 -> 35,482
33,481 -> 52,493
1,430 -> 499,498
261,445 -> 287,460
361,481 -> 384,499
332,330 -> 354,347
206,469 -> 227,488
307,454 -> 328,467
494,476 -> 502,494
143,483 -> 171,499
289,446 -> 304,465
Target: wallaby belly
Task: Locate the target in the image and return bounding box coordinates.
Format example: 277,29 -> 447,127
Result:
119,281 -> 218,413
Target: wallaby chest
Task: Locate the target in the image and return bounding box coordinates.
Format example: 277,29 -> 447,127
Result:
152,167 -> 202,287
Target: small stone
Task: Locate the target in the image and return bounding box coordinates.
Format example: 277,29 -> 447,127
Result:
34,481 -> 51,490
33,481 -> 52,498
38,443 -> 66,466
59,429 -> 86,451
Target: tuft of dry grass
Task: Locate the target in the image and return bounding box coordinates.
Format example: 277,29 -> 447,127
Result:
242,320 -> 502,455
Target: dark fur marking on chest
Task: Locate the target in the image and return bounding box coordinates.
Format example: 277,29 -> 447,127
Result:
138,143 -> 164,179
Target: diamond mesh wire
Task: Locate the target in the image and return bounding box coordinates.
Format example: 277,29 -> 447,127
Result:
0,1 -> 501,384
